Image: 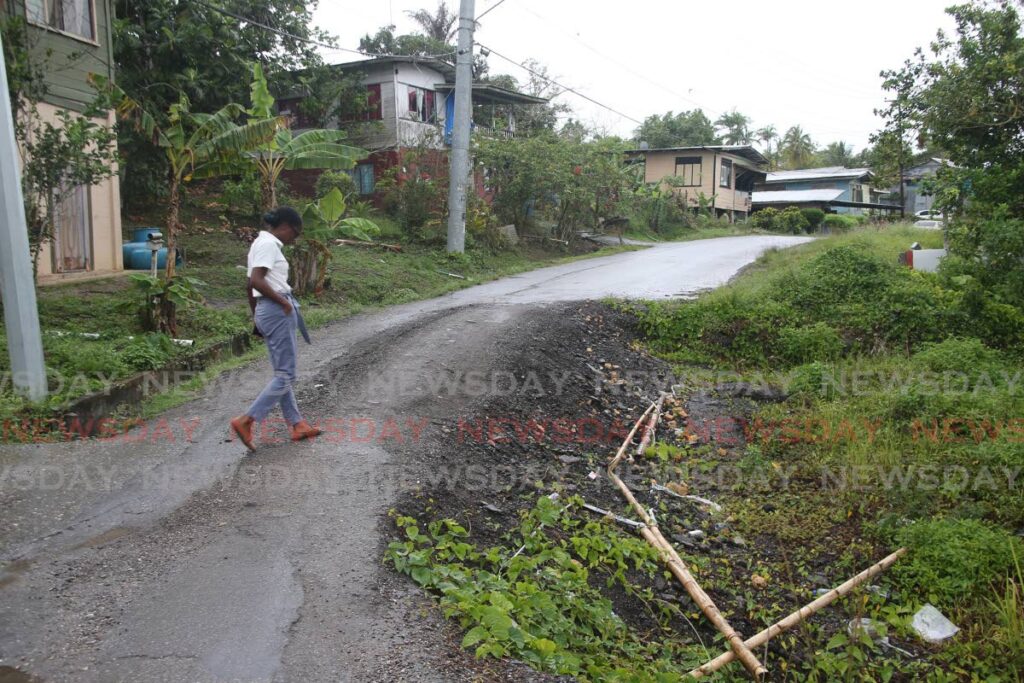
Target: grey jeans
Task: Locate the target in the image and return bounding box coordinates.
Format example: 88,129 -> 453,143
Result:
246,296 -> 302,425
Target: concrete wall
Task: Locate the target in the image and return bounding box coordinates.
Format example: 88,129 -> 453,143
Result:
32,104 -> 123,282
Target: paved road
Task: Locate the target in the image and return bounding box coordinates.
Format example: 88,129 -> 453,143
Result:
0,236 -> 809,683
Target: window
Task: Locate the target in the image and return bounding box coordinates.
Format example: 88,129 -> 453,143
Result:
404,85 -> 436,123
351,163 -> 375,195
719,159 -> 733,188
365,84 -> 382,120
26,0 -> 95,41
338,84 -> 383,123
674,156 -> 702,186
52,184 -> 92,273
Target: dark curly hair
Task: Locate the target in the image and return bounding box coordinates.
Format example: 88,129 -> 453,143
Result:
263,206 -> 303,234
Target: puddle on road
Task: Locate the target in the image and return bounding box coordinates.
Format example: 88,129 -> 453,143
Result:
0,666 -> 42,683
72,525 -> 132,550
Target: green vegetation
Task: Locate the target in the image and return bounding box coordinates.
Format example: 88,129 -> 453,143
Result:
386,496 -> 708,681
633,227 -> 1024,679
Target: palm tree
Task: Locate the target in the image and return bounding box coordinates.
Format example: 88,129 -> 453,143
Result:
407,2 -> 458,42
756,125 -> 778,169
222,64 -> 368,210
715,109 -> 752,145
820,141 -> 856,168
780,125 -> 817,169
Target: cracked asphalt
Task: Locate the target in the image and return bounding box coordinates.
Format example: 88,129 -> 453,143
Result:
0,236 -> 810,682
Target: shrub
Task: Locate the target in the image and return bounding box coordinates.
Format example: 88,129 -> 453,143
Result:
776,206 -> 810,234
750,207 -> 779,231
893,518 -> 1022,606
910,338 -> 1007,383
822,214 -> 856,232
121,333 -> 177,371
787,361 -> 839,401
800,208 -> 825,232
315,170 -> 357,200
221,176 -> 262,216
776,322 -> 843,365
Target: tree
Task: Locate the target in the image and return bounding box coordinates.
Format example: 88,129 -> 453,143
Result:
715,109 -> 752,145
819,141 -> 857,167
879,0 -> 1024,304
633,110 -> 719,148
112,0 -> 335,200
779,125 -> 817,169
755,125 -> 779,169
228,64 -> 367,209
1,16 -> 119,278
482,62 -> 571,136
358,24 -> 451,59
406,2 -> 458,42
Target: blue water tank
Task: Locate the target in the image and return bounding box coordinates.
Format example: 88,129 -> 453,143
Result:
132,227 -> 162,243
123,227 -> 167,269
128,247 -> 182,271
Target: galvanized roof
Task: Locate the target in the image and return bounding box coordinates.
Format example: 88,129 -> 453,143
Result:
751,189 -> 844,204
624,145 -> 768,166
765,166 -> 872,183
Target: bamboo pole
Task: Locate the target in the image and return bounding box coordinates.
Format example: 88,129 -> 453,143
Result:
634,392 -> 668,460
608,401 -> 767,679
688,547 -> 908,679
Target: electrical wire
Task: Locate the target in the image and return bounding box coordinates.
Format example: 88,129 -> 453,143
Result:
478,42 -> 643,125
475,0 -> 510,22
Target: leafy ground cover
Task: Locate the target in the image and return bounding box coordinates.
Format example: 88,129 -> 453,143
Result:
384,226 -> 1024,681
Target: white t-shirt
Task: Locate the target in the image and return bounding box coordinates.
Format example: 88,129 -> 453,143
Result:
247,231 -> 291,297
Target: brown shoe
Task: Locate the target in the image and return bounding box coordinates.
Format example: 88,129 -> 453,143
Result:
230,415 -> 256,452
291,420 -> 322,442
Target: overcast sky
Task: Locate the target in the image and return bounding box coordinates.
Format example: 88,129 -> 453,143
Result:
312,0 -> 956,152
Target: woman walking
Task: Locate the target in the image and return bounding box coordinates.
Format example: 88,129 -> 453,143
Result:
230,207 -> 321,451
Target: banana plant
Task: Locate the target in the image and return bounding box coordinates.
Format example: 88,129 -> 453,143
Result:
93,75 -> 282,334
93,74 -> 284,280
292,188 -> 381,296
239,63 -> 368,209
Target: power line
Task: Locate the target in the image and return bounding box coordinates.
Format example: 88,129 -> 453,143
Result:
511,0 -> 718,116
478,42 -> 643,125
475,0 -> 510,22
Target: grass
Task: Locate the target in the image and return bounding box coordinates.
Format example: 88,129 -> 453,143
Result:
0,193 -> 641,427
629,224 -> 1024,680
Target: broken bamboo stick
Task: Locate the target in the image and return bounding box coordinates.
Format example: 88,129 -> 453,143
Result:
688,547 -> 908,679
634,392 -> 668,460
608,400 -> 767,679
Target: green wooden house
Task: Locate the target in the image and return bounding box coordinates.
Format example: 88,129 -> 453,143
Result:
3,0 -> 122,281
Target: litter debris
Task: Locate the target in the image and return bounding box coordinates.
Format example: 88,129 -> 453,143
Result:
912,604 -> 960,644
687,529 -> 706,540
587,471 -> 599,480
651,483 -> 723,513
480,501 -> 502,514
848,619 -> 915,657
581,503 -> 646,529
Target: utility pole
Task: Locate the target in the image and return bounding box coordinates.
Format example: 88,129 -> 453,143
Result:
897,100 -> 906,220
446,0 -> 475,253
0,35 -> 48,401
